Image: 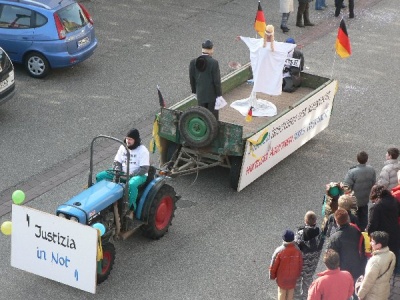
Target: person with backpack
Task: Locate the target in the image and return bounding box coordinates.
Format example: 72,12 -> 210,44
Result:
294,211 -> 324,299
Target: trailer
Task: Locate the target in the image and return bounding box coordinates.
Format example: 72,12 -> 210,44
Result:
154,63 -> 338,191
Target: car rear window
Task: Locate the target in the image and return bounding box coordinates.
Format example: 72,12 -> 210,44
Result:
57,3 -> 89,33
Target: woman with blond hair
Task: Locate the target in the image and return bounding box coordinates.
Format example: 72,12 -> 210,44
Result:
323,194 -> 359,238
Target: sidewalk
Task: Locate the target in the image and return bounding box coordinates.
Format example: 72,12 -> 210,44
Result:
390,274 -> 400,300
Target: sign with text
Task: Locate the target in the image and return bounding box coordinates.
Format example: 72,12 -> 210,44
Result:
11,205 -> 97,294
238,80 -> 338,191
284,57 -> 301,68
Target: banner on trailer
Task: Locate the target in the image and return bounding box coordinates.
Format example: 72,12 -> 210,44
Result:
238,80 -> 338,191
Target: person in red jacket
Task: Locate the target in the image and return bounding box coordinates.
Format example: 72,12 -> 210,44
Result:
390,170 -> 400,225
269,229 -> 303,300
307,249 -> 354,300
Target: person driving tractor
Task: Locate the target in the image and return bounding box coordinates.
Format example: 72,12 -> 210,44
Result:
96,128 -> 150,223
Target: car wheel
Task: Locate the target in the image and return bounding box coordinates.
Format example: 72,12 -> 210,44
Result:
97,242 -> 116,284
178,106 -> 219,148
141,184 -> 177,240
24,52 -> 50,79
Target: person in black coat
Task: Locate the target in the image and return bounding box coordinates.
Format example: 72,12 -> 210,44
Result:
328,208 -> 365,283
282,37 -> 305,93
367,185 -> 400,272
189,40 -> 222,120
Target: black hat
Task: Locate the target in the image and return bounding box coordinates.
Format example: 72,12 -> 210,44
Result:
126,128 -> 140,140
282,229 -> 294,242
202,39 -> 213,49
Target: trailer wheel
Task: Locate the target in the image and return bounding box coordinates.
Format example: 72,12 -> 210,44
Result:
229,156 -> 243,190
179,106 -> 218,148
97,242 -> 116,284
142,184 -> 177,240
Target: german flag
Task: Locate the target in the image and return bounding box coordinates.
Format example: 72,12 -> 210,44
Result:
245,106 -> 253,122
335,19 -> 351,58
254,1 -> 266,38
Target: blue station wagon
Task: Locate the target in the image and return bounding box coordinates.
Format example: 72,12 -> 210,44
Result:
0,0 -> 97,78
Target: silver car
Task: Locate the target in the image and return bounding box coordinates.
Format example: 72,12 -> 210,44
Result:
0,47 -> 15,105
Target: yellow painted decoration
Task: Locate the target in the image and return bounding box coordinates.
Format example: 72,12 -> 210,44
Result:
149,116 -> 162,154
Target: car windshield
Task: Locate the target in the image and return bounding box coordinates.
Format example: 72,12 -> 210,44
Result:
57,3 -> 88,33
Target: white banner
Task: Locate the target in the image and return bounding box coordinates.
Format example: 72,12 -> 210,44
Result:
238,80 -> 338,191
11,205 -> 98,294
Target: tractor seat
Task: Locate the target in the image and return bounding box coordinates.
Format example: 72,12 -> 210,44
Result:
137,166 -> 156,191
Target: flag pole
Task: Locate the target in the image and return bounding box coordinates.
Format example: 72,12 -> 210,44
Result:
330,16 -> 343,79
330,51 -> 337,80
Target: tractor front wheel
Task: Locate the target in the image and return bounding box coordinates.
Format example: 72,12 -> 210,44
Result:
142,184 -> 177,239
97,242 -> 116,284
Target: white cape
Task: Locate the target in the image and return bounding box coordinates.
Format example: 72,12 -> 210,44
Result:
240,36 -> 296,96
230,92 -> 277,117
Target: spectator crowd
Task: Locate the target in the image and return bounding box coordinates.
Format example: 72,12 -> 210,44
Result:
269,149 -> 400,300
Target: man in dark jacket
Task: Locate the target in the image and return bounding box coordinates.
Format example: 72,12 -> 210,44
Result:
367,188 -> 400,273
344,151 -> 376,231
282,37 -> 304,93
328,208 -> 365,285
189,40 -> 222,120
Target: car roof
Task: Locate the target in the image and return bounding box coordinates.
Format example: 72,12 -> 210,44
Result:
2,0 -> 75,10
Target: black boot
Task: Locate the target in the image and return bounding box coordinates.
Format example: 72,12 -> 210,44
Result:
349,0 -> 355,18
296,11 -> 304,27
281,25 -> 290,32
304,8 -> 315,26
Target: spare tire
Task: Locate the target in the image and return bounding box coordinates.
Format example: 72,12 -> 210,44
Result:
178,106 -> 219,148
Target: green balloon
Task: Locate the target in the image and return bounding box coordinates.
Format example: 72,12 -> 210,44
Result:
12,190 -> 25,205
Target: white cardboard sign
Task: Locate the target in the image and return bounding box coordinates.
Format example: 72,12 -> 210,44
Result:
284,57 -> 301,68
11,205 -> 98,294
238,80 -> 338,191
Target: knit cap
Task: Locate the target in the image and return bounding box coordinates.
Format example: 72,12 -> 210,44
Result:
282,229 -> 294,242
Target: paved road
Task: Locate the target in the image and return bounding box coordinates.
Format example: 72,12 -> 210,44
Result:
1,0 -> 400,299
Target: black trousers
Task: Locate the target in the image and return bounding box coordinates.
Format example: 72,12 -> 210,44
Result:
200,102 -> 219,120
356,205 -> 368,232
335,0 -> 354,17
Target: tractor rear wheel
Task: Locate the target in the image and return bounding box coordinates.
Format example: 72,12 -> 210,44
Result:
97,242 -> 116,284
141,184 -> 177,239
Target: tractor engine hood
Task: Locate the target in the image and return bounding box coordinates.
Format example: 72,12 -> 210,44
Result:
56,180 -> 124,224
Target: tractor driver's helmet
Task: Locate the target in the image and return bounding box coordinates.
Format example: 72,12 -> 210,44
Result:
126,128 -> 141,150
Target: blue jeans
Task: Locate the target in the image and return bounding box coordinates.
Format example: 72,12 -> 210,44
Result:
315,0 -> 325,9
96,170 -> 147,210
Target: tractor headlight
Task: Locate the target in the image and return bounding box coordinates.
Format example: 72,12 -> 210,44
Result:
70,216 -> 79,222
58,213 -> 66,218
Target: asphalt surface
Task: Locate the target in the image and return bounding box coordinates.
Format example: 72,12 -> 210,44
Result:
1,0 -> 400,299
